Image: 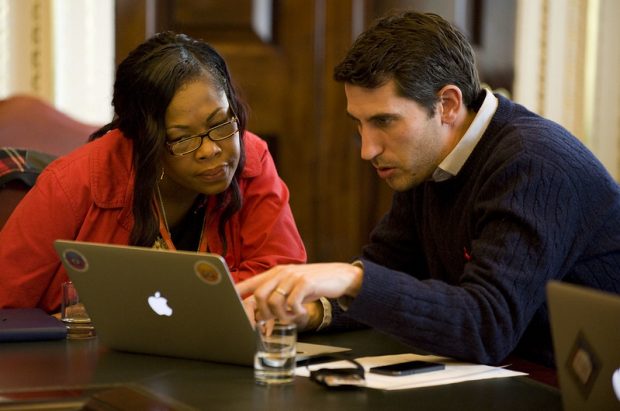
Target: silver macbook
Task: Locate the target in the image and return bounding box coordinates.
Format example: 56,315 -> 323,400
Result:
547,281 -> 620,411
53,240 -> 349,366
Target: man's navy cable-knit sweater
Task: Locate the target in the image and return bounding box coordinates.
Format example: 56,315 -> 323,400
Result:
340,95 -> 620,367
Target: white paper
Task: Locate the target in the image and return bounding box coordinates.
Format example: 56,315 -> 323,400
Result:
296,353 -> 527,390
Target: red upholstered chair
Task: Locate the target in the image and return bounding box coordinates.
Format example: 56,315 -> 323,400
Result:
0,94 -> 97,156
0,94 -> 99,229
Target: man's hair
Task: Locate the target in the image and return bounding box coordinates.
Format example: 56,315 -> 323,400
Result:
334,11 -> 481,116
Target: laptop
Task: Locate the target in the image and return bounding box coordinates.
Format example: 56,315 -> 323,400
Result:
546,281 -> 620,411
53,240 -> 349,366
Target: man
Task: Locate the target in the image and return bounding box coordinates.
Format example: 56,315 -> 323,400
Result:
237,11 -> 620,367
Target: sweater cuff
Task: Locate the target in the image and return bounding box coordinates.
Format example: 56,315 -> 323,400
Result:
336,260 -> 364,311
343,258 -> 407,323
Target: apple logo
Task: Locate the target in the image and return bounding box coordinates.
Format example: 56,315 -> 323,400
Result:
147,291 -> 173,316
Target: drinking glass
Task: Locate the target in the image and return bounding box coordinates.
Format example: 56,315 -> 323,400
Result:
254,321 -> 297,385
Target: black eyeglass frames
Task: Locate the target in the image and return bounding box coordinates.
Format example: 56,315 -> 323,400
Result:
165,115 -> 239,156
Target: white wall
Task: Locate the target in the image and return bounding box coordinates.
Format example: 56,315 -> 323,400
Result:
513,0 -> 620,179
52,0 -> 115,125
0,0 -> 54,99
0,0 -> 114,125
586,0 -> 620,178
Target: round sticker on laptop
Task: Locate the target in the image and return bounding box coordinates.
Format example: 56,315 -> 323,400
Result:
62,249 -> 89,272
194,261 -> 221,285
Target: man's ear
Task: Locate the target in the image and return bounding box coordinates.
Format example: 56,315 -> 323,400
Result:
437,85 -> 463,126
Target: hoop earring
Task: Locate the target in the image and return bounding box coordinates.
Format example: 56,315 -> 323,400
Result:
159,168 -> 165,182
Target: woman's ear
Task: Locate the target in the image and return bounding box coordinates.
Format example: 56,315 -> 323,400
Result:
437,85 -> 463,126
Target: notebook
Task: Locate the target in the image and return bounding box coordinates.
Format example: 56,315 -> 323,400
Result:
53,240 -> 349,366
0,308 -> 67,342
546,281 -> 620,411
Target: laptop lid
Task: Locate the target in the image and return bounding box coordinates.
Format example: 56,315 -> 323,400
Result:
53,240 -> 348,366
546,281 -> 620,411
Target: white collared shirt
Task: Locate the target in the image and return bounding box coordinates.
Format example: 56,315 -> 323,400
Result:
432,89 -> 498,182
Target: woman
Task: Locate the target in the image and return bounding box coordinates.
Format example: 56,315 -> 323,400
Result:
0,32 -> 306,313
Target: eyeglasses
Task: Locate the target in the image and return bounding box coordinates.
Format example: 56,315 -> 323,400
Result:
165,116 -> 239,156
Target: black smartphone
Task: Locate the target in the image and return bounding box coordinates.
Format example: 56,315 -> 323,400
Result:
369,360 -> 445,376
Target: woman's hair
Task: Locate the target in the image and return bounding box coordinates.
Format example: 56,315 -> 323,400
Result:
90,31 -> 248,252
333,11 -> 481,116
